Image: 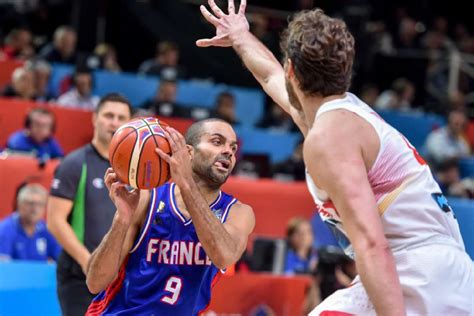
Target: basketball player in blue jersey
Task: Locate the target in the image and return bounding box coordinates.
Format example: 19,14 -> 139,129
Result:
85,118 -> 255,315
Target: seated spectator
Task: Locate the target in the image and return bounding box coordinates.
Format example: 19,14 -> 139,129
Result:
0,27 -> 34,60
38,26 -> 77,64
359,83 -> 380,108
374,77 -> 416,112
285,217 -> 321,313
141,79 -> 190,118
272,139 -> 305,181
214,91 -> 239,125
56,68 -> 99,110
1,67 -> 36,100
87,43 -> 121,72
6,107 -> 64,160
27,59 -> 54,102
138,41 -> 186,80
284,217 -> 318,275
425,109 -> 470,164
434,158 -> 474,199
258,102 -> 297,132
0,184 -> 61,261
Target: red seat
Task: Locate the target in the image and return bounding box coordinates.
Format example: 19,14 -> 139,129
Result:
0,156 -> 59,219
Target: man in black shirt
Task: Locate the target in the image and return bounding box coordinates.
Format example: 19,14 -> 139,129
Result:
47,93 -> 133,316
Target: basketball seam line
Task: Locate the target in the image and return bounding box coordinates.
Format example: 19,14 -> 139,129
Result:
141,118 -> 162,188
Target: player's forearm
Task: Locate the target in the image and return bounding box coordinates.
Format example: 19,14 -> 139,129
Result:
86,213 -> 129,294
356,244 -> 406,316
47,218 -> 90,269
230,30 -> 283,86
179,182 -> 239,269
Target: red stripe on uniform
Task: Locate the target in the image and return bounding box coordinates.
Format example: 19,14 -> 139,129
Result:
85,256 -> 129,316
320,311 -> 354,316
197,271 -> 224,315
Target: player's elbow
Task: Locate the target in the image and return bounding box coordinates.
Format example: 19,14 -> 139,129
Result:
86,276 -> 103,294
211,253 -> 235,270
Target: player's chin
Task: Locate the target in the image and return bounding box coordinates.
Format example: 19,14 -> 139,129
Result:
211,167 -> 230,182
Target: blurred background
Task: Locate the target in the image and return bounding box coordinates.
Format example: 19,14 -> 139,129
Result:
0,0 -> 473,315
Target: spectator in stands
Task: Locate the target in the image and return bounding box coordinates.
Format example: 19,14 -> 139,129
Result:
393,17 -> 422,50
248,13 -> 280,57
434,158 -> 474,199
421,16 -> 455,52
56,67 -> 99,110
138,41 -> 186,80
38,26 -> 77,64
1,66 -> 36,100
0,184 -> 61,261
258,102 -> 298,132
425,109 -> 471,164
141,79 -> 190,118
374,77 -> 416,112
214,91 -> 239,125
6,107 -> 63,160
284,217 -> 322,312
87,43 -> 121,72
47,94 -> 133,316
359,83 -> 380,108
28,59 -> 55,102
285,217 -> 318,275
272,139 -> 305,181
0,27 -> 34,60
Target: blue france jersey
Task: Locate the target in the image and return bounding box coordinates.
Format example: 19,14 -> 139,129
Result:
87,183 -> 237,316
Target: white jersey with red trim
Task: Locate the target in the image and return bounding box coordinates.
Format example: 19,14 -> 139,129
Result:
306,92 -> 465,258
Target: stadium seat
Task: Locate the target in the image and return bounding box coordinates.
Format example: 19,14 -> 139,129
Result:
459,157 -> 474,178
450,197 -> 474,260
378,110 -> 445,150
234,126 -> 301,163
0,156 -> 59,219
49,64 -> 266,126
0,261 -> 60,316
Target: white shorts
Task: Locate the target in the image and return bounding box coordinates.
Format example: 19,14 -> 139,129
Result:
310,243 -> 474,315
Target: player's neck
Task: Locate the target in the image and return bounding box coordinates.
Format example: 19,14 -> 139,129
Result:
91,138 -> 109,159
174,182 -> 220,208
301,93 -> 347,128
190,175 -> 221,203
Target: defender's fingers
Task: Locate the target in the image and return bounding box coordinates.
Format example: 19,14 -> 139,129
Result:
208,0 -> 225,17
238,0 -> 247,15
200,5 -> 220,26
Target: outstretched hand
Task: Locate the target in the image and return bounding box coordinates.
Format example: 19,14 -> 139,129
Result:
104,168 -> 140,225
196,0 -> 249,48
155,127 -> 194,190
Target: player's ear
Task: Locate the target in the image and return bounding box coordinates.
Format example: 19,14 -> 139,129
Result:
186,144 -> 194,159
285,58 -> 295,79
92,112 -> 98,127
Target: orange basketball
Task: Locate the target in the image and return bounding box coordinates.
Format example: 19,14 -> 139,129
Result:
109,117 -> 171,189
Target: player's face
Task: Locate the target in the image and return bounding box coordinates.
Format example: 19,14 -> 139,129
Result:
94,101 -> 131,146
192,122 -> 238,189
18,193 -> 46,226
